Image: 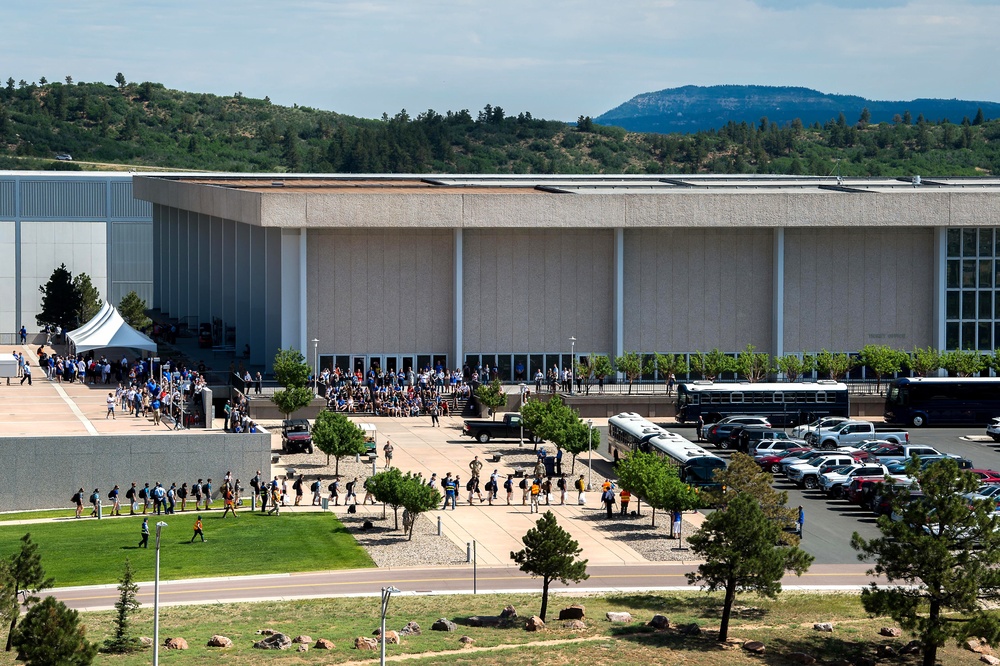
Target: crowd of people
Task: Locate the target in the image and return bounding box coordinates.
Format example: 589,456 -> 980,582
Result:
71,472 -> 245,519
318,365 -> 474,417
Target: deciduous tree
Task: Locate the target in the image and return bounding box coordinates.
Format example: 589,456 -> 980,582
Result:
654,353 -> 688,391
312,411 -> 367,474
814,349 -> 855,381
734,343 -> 771,382
591,355 -> 612,391
851,459 -> 1000,666
908,346 -> 941,377
775,353 -> 814,382
272,347 -> 310,388
271,387 -> 314,420
401,476 -> 441,540
475,378 -> 506,420
690,349 -> 734,381
941,349 -> 987,377
510,511 -> 589,621
616,451 -> 699,528
614,351 -> 650,395
687,492 -> 813,641
858,344 -> 908,391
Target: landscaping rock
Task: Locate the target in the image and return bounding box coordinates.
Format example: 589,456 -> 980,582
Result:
743,641 -> 765,654
292,635 -> 312,644
297,644 -> 308,652
876,645 -> 898,659
606,611 -> 633,623
500,605 -> 518,619
164,637 -> 188,650
678,623 -> 702,636
139,637 -> 153,647
399,621 -> 422,636
525,616 -> 545,632
981,655 -> 1000,665
253,633 -> 292,650
813,622 -> 833,632
787,653 -> 816,665
558,605 -> 586,620
354,636 -> 378,651
899,640 -> 923,655
648,615 -> 670,630
315,638 -> 335,649
968,638 -> 994,655
459,635 -> 475,647
563,620 -> 587,630
721,638 -> 746,650
880,627 -> 902,637
207,635 -> 233,648
432,618 -> 457,632
467,616 -> 502,628
384,631 -> 401,645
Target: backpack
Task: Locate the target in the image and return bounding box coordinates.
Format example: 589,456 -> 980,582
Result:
311,481 -> 320,492
90,492 -> 99,503
504,479 -> 513,491
347,504 -> 357,514
71,493 -> 79,504
293,479 -> 302,491
576,478 -> 585,491
107,490 -> 115,500
518,478 -> 527,490
191,483 -> 201,495
139,487 -> 148,499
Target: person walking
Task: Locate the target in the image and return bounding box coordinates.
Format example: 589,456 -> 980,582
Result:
489,470 -> 499,501
166,483 -> 177,514
190,515 -> 206,542
557,474 -> 567,505
106,392 -> 116,419
73,488 -> 84,519
139,518 -> 149,548
345,477 -> 358,504
19,363 -> 31,386
109,485 -> 121,516
139,483 -> 151,514
202,478 -> 213,510
125,482 -> 137,515
362,477 -> 375,505
178,483 -> 189,511
541,477 -> 552,505
602,486 -> 616,519
89,488 -> 100,517
519,477 -> 529,505
221,489 -> 238,518
311,477 -> 322,506
442,474 -> 457,510
555,449 -> 563,476
383,440 -> 394,469
268,484 -> 281,515
620,488 -> 631,516
293,475 -> 305,506
430,402 -> 440,427
529,478 -> 541,513
504,474 -> 514,505
192,479 -> 202,511
328,478 -> 340,506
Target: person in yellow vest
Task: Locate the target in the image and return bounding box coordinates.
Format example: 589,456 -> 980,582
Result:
529,479 -> 541,514
619,489 -> 631,516
190,516 -> 205,542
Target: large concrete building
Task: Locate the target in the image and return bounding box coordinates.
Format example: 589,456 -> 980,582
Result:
132,174 -> 1000,381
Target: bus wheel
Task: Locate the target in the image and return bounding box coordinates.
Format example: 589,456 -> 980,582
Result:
911,414 -> 926,427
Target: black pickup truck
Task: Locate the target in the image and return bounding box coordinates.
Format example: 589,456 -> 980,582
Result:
463,414 -> 542,443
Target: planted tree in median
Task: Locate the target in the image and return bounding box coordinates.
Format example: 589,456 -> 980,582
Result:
475,378 -> 507,419
775,353 -> 814,382
616,451 -> 700,529
941,349 -> 987,377
547,408 -> 593,476
687,492 -> 813,642
312,411 -> 368,474
907,346 -> 941,377
3,533 -> 53,652
734,343 -> 772,382
102,558 -> 142,654
510,511 -> 589,621
858,344 -> 908,392
851,458 -> 1000,666
814,349 -> 855,381
401,476 -> 441,541
690,348 -> 734,381
591,355 -> 612,391
654,353 -> 688,392
614,351 -> 650,395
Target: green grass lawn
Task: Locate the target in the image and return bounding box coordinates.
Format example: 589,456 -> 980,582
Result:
0,508 -> 78,521
0,511 -> 373,587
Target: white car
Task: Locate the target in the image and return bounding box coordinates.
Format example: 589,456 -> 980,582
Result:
987,418 -> 1000,443
791,416 -> 850,439
786,455 -> 857,489
751,438 -> 808,457
818,464 -> 889,498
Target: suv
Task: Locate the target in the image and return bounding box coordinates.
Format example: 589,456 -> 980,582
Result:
819,464 -> 889,498
281,418 -> 313,454
725,426 -> 788,452
786,454 -> 859,489
701,415 -> 770,443
987,417 -> 1000,443
751,438 -> 807,457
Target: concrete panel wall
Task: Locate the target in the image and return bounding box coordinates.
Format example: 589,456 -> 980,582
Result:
623,228 -> 774,352
463,229 -> 615,354
0,221 -> 14,334
784,228 -> 935,351
0,433 -> 271,512
307,228 -> 453,357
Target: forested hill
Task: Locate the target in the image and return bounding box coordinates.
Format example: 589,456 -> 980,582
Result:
2,77 -> 1000,177
595,85 -> 1000,135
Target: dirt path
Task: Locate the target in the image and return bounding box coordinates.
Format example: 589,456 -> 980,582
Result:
338,635 -> 606,665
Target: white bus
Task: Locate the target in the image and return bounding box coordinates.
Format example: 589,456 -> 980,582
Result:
608,412 -> 726,488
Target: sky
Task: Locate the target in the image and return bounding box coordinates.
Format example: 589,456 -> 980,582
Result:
3,0 -> 999,122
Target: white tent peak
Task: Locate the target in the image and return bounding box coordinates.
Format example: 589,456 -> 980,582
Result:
66,302 -> 157,353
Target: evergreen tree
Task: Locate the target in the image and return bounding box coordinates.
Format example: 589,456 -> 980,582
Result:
102,558 -> 142,654
114,72 -> 126,89
312,411 -> 367,473
974,107 -> 985,125
687,492 -> 813,641
117,291 -> 151,330
36,263 -> 79,330
4,533 -> 54,652
704,452 -> 800,544
72,273 -> 102,325
11,596 -> 97,665
851,459 -> 1000,666
510,511 -> 589,620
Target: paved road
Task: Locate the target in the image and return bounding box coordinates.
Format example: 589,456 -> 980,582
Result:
53,562 -> 882,612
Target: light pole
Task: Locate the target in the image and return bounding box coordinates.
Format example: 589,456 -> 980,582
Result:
312,338 -> 320,396
569,336 -> 576,395
380,585 -> 402,666
586,419 -> 594,491
153,521 -> 168,666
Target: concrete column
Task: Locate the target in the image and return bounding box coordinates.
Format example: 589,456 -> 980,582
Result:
613,228 -> 624,362
234,221 -> 252,358
166,208 -> 177,317
209,217 -> 224,344
248,224 -> 267,367
933,226 -> 947,351
772,227 -> 785,360
453,228 -> 463,369
280,229 -> 302,351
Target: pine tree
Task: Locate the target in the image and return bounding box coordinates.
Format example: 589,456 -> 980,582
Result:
102,558 -> 142,654
686,493 -> 813,641
72,273 -> 102,325
117,291 -> 151,330
36,264 -> 79,330
4,534 -> 54,652
704,453 -> 800,544
510,511 -> 589,621
11,596 -> 97,665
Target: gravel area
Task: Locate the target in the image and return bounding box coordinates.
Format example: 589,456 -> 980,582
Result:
338,510 -> 467,568
577,510 -> 701,561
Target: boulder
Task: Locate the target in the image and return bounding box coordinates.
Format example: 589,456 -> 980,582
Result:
678,623 -> 702,636
813,622 -> 833,632
558,605 -> 586,620
139,637 -> 154,647
525,616 -> 545,632
315,638 -> 335,649
981,655 -> 1000,665
787,653 -> 816,665
297,644 -> 308,652
206,635 -> 233,648
467,616 -> 502,628
900,640 -> 923,655
354,636 -> 378,651
292,635 -> 312,644
648,615 -> 670,630
164,637 -> 188,650
879,626 -> 902,637
877,645 -> 898,659
399,621 -> 422,636
432,618 -> 457,632
563,619 -> 587,630
253,633 -> 292,650
500,605 -> 518,619
743,641 -> 765,654
384,631 -> 401,645
606,611 -> 633,623
721,638 -> 746,650
968,638 -> 994,655
459,635 -> 475,647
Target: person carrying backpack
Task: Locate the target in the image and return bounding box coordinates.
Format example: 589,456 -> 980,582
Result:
89,488 -> 100,517
293,474 -> 304,506
125,482 -> 137,515
139,483 -> 150,514
311,478 -> 322,506
503,475 -> 514,505
518,477 -> 529,505
72,488 -> 84,519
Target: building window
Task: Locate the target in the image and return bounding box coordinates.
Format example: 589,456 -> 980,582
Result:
945,228 -> 1000,350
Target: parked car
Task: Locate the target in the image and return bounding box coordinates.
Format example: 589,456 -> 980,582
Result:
787,454 -> 859,489
971,469 -> 1000,484
806,421 -> 909,450
281,418 -> 313,454
702,415 -> 770,445
725,426 -> 790,452
872,444 -> 943,466
55,153 -> 73,161
750,438 -> 807,457
819,464 -> 890,498
963,484 -> 1000,510
755,447 -> 812,473
987,417 -> 1000,442
790,415 -> 850,439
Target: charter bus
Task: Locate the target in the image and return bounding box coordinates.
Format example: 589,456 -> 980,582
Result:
884,376 -> 1000,427
608,413 -> 726,487
676,381 -> 850,426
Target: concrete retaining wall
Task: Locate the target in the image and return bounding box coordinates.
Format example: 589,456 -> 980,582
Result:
0,432 -> 271,513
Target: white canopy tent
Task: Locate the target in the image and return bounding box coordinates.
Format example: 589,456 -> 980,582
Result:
66,303 -> 157,354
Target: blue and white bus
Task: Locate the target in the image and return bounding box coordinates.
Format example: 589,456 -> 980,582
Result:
676,381 -> 850,426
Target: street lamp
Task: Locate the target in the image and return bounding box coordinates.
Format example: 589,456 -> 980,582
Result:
380,586 -> 402,666
312,338 -> 320,396
586,419 -> 594,491
569,337 -> 576,395
153,521 -> 168,666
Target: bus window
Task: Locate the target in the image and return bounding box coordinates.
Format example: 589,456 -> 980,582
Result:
730,393 -> 743,403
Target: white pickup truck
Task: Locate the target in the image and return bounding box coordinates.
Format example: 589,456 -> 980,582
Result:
790,416 -> 850,439
806,421 -> 909,451
786,453 -> 859,489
